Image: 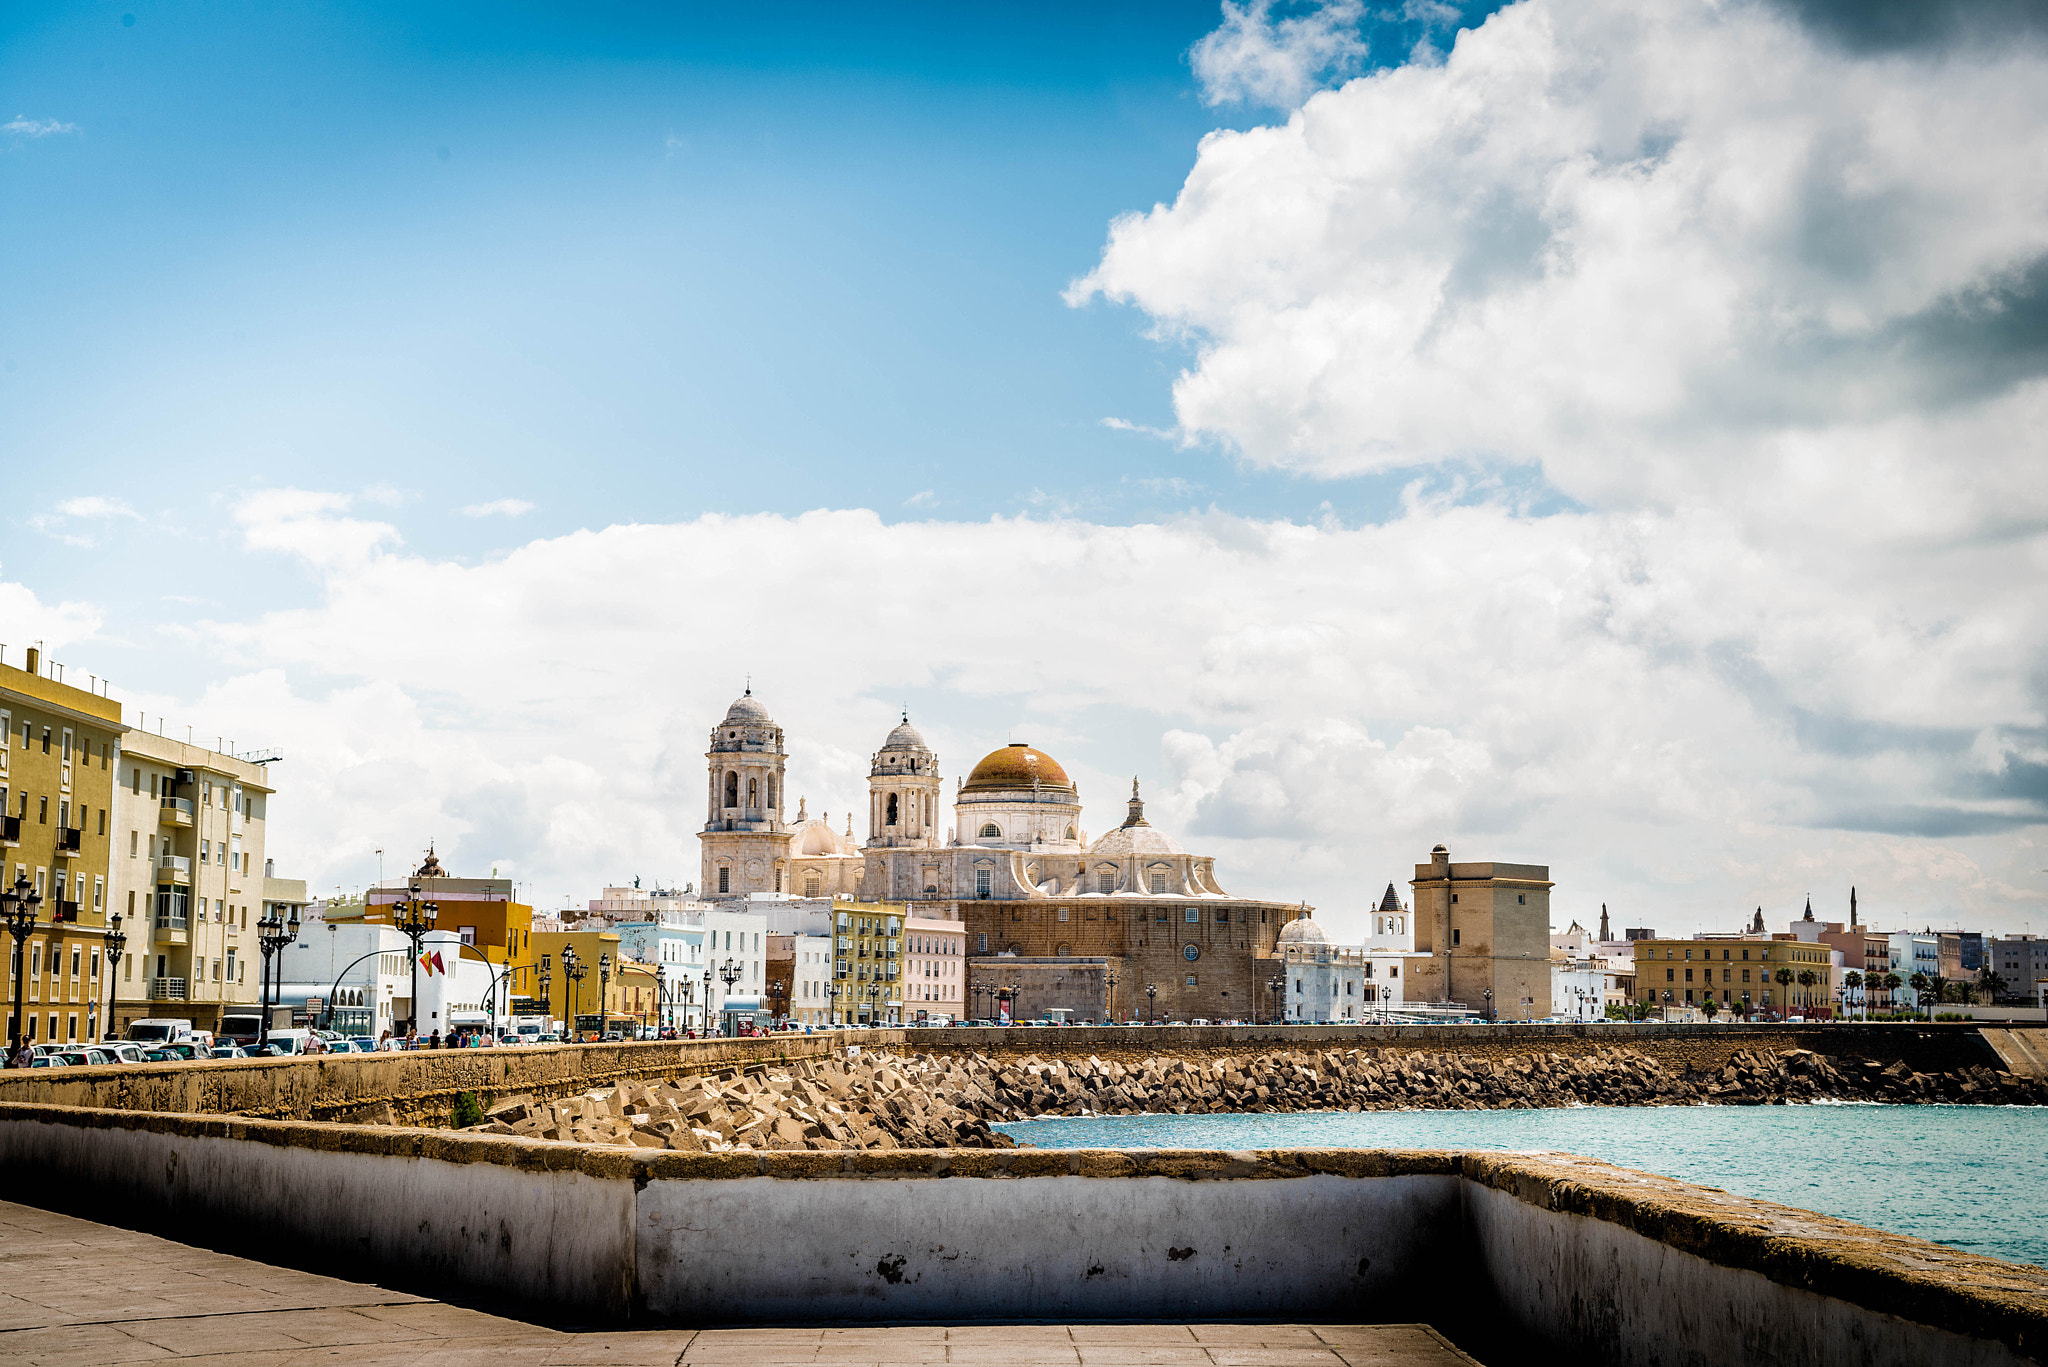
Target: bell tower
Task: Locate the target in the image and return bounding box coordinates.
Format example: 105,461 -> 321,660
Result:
867,713 -> 942,849
699,688 -> 792,898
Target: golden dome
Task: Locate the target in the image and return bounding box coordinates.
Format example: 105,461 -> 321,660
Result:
962,743 -> 1072,793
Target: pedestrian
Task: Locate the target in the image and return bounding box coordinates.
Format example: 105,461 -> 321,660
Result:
376,1029 -> 395,1052
429,1029 -> 442,1049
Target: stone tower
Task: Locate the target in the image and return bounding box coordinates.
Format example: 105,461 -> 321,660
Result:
867,713 -> 941,849
699,689 -> 792,898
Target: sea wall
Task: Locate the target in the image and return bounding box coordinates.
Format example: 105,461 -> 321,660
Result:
0,1101 -> 2040,1366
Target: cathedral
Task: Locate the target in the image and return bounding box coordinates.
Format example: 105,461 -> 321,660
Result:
698,690 -> 1307,1020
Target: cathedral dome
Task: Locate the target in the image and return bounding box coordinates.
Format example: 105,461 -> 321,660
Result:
792,819 -> 849,856
1087,824 -> 1186,858
722,691 -> 773,726
1277,913 -> 1327,946
962,743 -> 1072,794
880,717 -> 929,752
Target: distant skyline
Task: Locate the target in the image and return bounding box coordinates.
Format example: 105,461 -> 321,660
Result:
4,0 -> 2044,940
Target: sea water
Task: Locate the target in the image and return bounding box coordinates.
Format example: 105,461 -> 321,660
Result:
995,1104 -> 2048,1268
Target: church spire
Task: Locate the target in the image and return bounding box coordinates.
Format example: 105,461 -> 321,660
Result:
1124,777 -> 1150,828
1599,902 -> 1610,941
1850,886 -> 1858,926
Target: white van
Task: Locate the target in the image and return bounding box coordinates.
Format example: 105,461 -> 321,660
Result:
126,1018 -> 197,1046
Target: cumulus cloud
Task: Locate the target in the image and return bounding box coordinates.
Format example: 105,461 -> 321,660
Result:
78,495 -> 2020,939
460,498 -> 535,518
1190,0 -> 1371,108
1077,0 -> 2048,545
232,488 -> 401,570
28,496 -> 145,547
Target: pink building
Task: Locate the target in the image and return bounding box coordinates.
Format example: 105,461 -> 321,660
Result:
903,915 -> 966,1021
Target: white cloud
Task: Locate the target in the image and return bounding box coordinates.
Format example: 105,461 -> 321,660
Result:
232,488 -> 401,570
904,490 -> 937,508
460,498 -> 535,518
1076,0 -> 2048,546
1102,416 -> 1181,441
3,117 -> 78,138
1190,0 -> 1370,108
54,496 -> 141,521
28,495 -> 145,547
65,495 -> 2019,942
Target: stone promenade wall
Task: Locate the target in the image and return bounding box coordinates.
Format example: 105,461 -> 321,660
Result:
0,1101 -> 2039,1367
0,1033 -> 897,1123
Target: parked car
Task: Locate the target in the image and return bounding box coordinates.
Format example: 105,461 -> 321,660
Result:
157,1042 -> 205,1061
347,1037 -> 377,1052
52,1048 -> 113,1067
28,1055 -> 69,1067
100,1042 -> 150,1065
142,1048 -> 184,1062
209,1045 -> 250,1059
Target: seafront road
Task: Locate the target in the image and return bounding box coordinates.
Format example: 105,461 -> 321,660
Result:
0,1201 -> 1478,1366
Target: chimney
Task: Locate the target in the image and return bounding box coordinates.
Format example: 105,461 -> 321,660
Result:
1850,886 -> 1858,926
24,646 -> 39,676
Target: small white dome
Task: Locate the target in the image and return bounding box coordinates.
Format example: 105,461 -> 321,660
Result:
1277,914 -> 1327,946
1087,824 -> 1187,858
722,691 -> 773,726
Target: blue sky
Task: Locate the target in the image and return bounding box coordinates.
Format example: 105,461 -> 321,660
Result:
3,0 -> 2043,935
1,2 -> 1491,603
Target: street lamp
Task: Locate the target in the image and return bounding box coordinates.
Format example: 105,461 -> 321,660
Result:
562,946 -> 587,1040
701,969 -> 712,1034
598,952 -> 612,1037
537,954 -> 552,1032
1268,974 -> 1283,1024
101,913 -> 127,1043
1106,967 -> 1119,1023
4,873 -> 44,1064
1483,986 -> 1494,1023
719,958 -> 740,1032
390,881 -> 439,1039
827,980 -> 841,1026
1145,982 -> 1157,1024
255,901 -> 301,1049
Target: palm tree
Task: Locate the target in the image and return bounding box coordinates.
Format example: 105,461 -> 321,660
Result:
1843,970 -> 1864,1020
1773,967 -> 1795,1017
1978,967 -> 2009,1005
1796,969 -> 1817,1013
1882,972 -> 1903,1014
1701,997 -> 1719,1021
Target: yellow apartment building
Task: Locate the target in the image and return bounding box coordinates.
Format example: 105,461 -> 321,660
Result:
2,646 -> 124,1046
1634,935 -> 1835,1017
834,899 -> 905,1024
108,728 -> 285,1035
527,928 -> 627,1036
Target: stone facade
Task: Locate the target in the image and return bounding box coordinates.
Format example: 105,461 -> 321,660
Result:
1406,846 -> 1552,1022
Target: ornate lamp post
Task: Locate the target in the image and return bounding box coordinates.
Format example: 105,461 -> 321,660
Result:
564,947 -> 590,1040
826,980 -> 841,1026
4,873 -> 44,1063
537,954 -> 552,1032
769,977 -> 788,1025
701,969 -> 712,1034
1145,982 -> 1158,1025
597,952 -> 612,1037
1267,973 -> 1283,1024
100,913 -> 127,1043
255,901 -> 301,1049
1483,986 -> 1494,1023
719,957 -> 740,1032
676,974 -> 693,1035
390,881 -> 438,1039
1105,967 -> 1119,1024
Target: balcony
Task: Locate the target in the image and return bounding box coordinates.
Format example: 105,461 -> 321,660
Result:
159,797 -> 194,827
52,901 -> 80,924
53,827 -> 82,855
157,855 -> 192,884
148,977 -> 189,1001
0,814 -> 17,845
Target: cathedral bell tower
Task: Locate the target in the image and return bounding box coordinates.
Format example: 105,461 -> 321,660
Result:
699,688 -> 792,898
867,713 -> 941,850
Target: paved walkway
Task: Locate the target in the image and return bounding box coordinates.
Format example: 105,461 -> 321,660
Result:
0,1202 -> 1479,1366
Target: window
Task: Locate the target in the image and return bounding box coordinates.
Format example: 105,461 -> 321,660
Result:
980,823 -> 1000,839
1149,872 -> 1166,893
976,868 -> 992,897
1518,894 -> 1525,903
724,772 -> 739,807
976,933 -> 988,953
1057,907 -> 1069,922
1452,929 -> 1461,947
717,867 -> 730,893
1097,871 -> 1115,894
886,794 -> 899,825
129,831 -> 137,858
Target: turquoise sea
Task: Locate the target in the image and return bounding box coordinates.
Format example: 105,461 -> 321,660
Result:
995,1105 -> 2048,1268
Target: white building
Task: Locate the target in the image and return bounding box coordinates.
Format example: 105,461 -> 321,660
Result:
1890,931 -> 1940,1007
770,931 -> 836,1025
586,884 -> 769,1030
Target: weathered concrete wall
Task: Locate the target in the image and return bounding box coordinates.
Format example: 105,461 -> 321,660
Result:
1462,1154 -> 2043,1367
1,1100 -> 2042,1365
636,1167 -> 1461,1322
0,1033 -> 887,1123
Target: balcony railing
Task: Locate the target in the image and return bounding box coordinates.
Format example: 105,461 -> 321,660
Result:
148,978 -> 189,1000
54,827 -> 82,854
0,814 -> 17,844
159,797 -> 194,825
52,901 -> 80,924
157,855 -> 192,883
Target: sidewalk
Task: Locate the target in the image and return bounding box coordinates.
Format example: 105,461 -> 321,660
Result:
0,1200 -> 1478,1366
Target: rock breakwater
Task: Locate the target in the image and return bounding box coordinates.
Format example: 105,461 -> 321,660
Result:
432,1042 -> 2044,1151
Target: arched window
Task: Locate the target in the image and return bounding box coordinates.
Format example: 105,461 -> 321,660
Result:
1056,943 -> 1070,957
1066,825 -> 1076,840
980,822 -> 1000,839
925,794 -> 934,825
724,771 -> 739,807
887,793 -> 899,825
747,777 -> 758,807
767,777 -> 776,810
